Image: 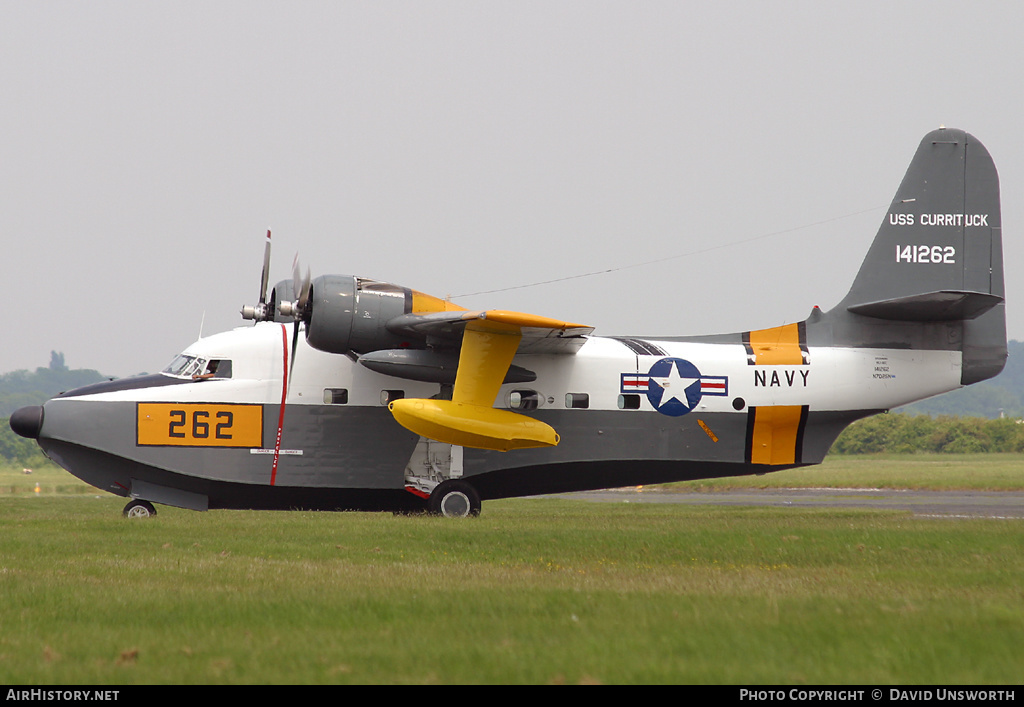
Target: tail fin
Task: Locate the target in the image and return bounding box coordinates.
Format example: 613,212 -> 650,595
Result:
827,128 -> 1005,384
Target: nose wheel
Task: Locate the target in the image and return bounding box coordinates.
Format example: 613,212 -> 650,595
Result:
123,499 -> 157,518
427,480 -> 481,518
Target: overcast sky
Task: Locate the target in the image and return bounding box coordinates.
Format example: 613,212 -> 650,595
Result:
3,1 -> 1023,377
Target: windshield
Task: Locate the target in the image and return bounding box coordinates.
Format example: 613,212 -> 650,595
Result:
162,354 -> 208,379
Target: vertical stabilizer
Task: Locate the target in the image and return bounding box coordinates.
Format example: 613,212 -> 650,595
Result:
828,128 -> 1005,383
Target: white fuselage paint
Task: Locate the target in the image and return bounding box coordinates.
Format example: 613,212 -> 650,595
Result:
78,323 -> 962,416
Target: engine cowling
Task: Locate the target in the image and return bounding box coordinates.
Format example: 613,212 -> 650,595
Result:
303,275 -> 455,355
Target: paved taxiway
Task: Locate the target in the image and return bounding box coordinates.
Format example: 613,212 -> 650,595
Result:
561,488 -> 1024,519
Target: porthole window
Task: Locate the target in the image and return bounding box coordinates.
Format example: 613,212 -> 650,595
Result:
508,390 -> 542,411
617,394 -> 641,410
380,390 -> 404,405
324,388 -> 349,404
565,393 -> 590,409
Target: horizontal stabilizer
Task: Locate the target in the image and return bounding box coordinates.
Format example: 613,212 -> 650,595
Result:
847,290 -> 1003,322
388,399 -> 558,451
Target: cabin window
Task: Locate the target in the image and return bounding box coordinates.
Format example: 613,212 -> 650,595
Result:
324,388 -> 348,404
618,394 -> 641,410
565,393 -> 589,409
380,390 -> 404,405
508,390 -> 542,411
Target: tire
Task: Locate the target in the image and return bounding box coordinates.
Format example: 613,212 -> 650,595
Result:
427,480 -> 481,518
123,499 -> 157,518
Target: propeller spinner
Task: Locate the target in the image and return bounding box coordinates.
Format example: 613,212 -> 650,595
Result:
277,255 -> 311,322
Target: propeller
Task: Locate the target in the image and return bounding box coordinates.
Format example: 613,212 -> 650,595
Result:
240,230 -> 274,322
239,233 -> 312,391
278,254 -> 312,392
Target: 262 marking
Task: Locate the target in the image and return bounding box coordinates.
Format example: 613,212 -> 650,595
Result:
137,404 -> 263,447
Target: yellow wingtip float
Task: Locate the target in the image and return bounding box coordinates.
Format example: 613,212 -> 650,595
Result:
388,399 -> 559,451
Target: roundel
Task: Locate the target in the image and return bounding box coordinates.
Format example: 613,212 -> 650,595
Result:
646,358 -> 703,417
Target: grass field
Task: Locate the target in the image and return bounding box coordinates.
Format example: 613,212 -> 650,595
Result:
0,458 -> 1022,684
669,453 -> 1024,492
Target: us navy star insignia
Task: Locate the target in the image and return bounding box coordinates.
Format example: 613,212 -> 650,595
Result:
650,362 -> 700,410
644,357 -> 706,417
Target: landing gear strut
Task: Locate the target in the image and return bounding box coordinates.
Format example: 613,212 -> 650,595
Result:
405,439 -> 481,517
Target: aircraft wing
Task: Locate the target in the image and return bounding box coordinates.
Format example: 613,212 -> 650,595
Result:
386,310 -> 593,451
386,310 -> 593,354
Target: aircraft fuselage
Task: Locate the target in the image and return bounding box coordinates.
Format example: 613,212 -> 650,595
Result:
23,319 -> 961,512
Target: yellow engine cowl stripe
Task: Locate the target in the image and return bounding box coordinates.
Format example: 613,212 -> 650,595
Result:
410,290 -> 466,314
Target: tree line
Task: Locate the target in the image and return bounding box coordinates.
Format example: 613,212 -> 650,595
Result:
830,413 -> 1024,455
0,351 -> 108,418
0,352 -> 108,466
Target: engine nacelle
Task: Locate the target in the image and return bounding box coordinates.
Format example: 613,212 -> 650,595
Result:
303,275 -> 424,355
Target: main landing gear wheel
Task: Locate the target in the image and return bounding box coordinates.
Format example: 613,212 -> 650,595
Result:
123,499 -> 157,518
427,480 -> 481,518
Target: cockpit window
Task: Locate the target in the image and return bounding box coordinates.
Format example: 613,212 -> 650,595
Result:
205,359 -> 232,379
162,356 -> 233,380
163,355 -> 207,378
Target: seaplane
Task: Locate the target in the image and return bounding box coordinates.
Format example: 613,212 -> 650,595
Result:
10,128 -> 1006,517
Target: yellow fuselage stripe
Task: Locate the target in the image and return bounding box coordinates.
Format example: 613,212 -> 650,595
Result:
746,323 -> 804,365
748,405 -> 805,465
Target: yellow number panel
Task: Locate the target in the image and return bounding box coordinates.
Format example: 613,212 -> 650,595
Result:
137,403 -> 263,448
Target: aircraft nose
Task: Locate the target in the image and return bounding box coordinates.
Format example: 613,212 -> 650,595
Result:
10,405 -> 44,440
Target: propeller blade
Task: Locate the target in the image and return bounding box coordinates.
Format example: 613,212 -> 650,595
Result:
298,266 -> 311,313
292,253 -> 302,302
241,229 -> 276,322
288,319 -> 301,395
259,229 -> 272,306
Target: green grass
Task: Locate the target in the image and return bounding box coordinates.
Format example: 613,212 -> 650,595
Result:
666,453 -> 1024,492
0,461 -> 98,496
0,491 -> 1021,684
